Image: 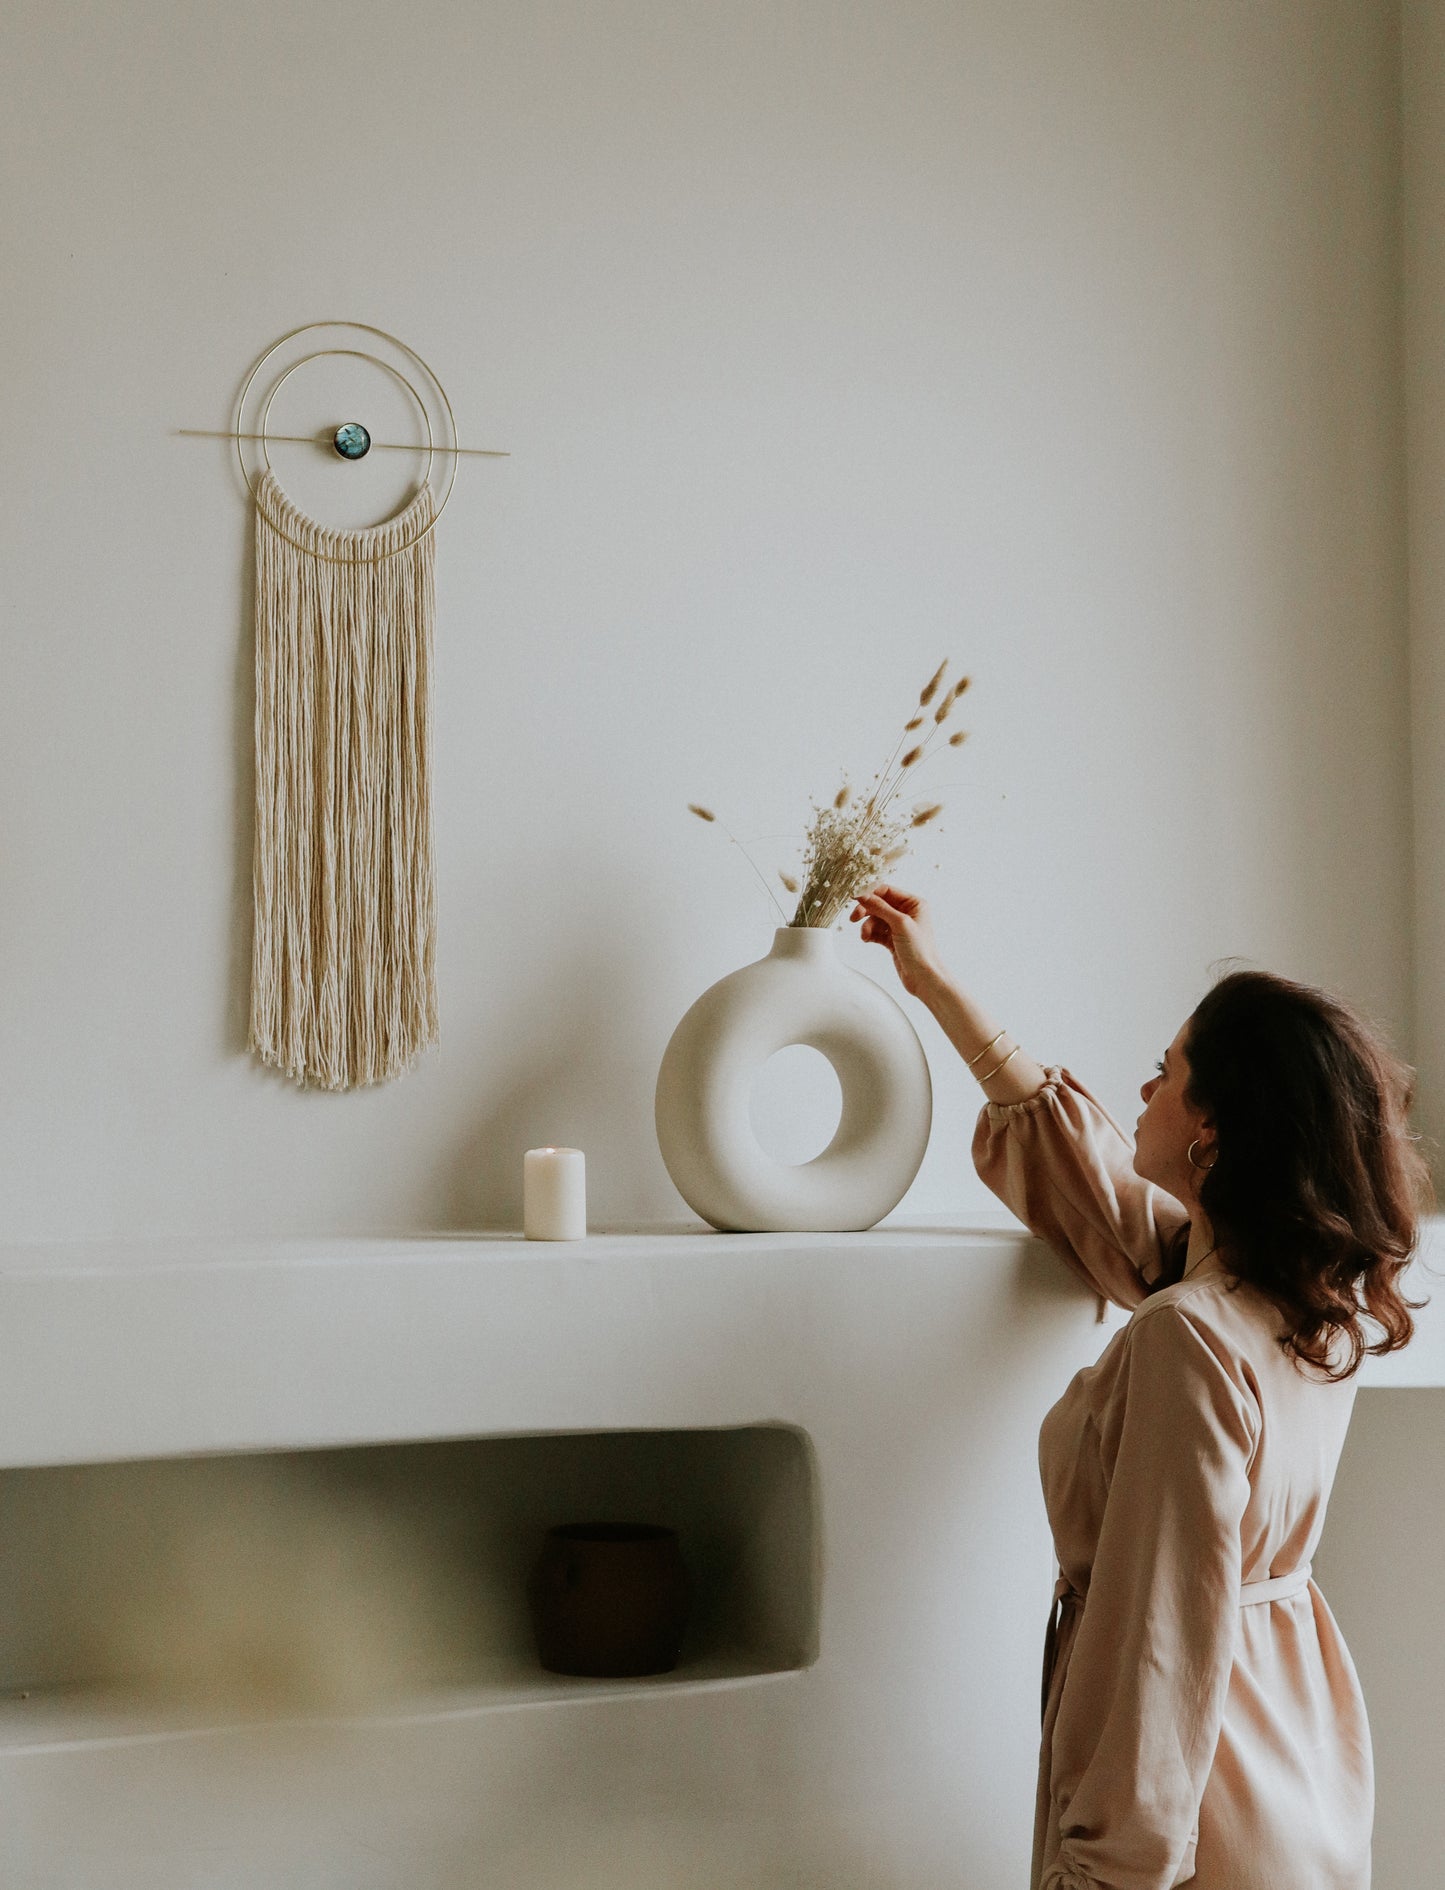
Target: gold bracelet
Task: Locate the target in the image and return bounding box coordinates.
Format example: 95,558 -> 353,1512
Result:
966,1029 -> 1007,1069
979,1044 -> 1020,1085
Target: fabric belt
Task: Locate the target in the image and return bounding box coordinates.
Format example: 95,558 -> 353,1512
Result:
1239,1561 -> 1312,1605
1041,1562 -> 1313,1721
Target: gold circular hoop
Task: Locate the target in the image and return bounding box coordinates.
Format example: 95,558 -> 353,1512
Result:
235,320 -> 459,564
252,350 -> 436,563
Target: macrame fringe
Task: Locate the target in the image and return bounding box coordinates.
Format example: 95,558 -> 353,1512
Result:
250,468 -> 438,1089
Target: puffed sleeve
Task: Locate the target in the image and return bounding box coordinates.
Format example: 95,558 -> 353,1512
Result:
971,1067 -> 1189,1310
1043,1300 -> 1258,1890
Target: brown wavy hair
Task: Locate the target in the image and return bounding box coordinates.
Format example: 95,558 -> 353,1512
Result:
1177,969 -> 1430,1381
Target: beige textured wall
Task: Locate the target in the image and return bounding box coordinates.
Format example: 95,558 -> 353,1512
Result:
0,1 -> 1413,1237
1405,0 -> 1445,1156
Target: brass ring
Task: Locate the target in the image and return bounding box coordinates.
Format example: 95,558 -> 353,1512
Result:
252,350 -> 435,562
234,320 -> 459,563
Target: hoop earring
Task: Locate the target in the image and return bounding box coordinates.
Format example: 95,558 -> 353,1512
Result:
1187,1138 -> 1217,1172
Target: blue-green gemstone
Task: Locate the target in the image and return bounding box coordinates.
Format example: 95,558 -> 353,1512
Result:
334,423 -> 371,460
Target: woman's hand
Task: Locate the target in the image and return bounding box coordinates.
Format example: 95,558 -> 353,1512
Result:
849,885 -> 946,1000
852,886 -> 1049,1103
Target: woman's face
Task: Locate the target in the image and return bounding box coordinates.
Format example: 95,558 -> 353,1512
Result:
1134,1020 -> 1215,1204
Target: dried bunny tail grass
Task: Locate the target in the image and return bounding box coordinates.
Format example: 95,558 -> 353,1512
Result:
690,803 -> 789,922
948,729 -> 968,746
698,657 -> 973,931
918,660 -> 948,707
862,662 -> 975,830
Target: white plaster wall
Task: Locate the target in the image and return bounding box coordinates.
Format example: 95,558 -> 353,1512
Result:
0,0 -> 1412,1238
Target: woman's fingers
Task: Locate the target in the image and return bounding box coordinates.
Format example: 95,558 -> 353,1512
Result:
856,887 -> 921,931
871,884 -> 923,916
850,886 -> 943,998
848,900 -> 893,948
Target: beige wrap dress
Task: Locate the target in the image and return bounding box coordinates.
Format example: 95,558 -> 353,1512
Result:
974,1069 -> 1372,1890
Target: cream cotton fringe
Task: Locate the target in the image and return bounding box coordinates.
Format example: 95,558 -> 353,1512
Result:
250,469 -> 438,1089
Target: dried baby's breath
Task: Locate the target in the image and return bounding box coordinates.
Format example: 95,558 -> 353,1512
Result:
788,803 -> 907,929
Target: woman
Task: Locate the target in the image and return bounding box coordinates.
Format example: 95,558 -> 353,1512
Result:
850,884 -> 1427,1890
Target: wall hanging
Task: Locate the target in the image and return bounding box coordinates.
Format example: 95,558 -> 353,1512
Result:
184,322 -> 506,1089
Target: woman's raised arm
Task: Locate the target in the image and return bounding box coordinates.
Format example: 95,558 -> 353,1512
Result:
852,884 -> 1185,1305
849,886 -> 1048,1105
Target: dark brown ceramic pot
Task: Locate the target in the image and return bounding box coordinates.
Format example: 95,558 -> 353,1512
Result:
527,1522 -> 692,1678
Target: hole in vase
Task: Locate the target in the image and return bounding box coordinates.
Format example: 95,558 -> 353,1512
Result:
749,1045 -> 843,1166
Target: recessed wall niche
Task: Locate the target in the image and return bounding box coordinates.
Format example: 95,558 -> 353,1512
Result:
0,1424 -> 818,1741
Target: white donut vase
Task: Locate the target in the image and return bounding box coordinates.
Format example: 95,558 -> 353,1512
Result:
654,926 -> 933,1232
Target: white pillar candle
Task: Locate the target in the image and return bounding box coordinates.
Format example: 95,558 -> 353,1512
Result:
523,1147 -> 587,1240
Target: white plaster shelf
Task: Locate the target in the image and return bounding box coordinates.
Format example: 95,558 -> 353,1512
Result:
0,1221 -> 1031,1468
0,1216 -> 1438,1474
0,1655 -> 802,1758
0,1216 -> 1432,1888
1357,1217 -> 1445,1387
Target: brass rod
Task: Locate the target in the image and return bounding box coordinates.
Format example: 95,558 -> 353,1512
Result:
176,428 -> 509,457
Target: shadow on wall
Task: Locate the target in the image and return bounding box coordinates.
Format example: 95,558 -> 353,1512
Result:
435,934 -> 679,1230
0,1454 -> 481,1716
